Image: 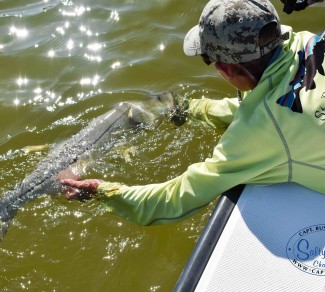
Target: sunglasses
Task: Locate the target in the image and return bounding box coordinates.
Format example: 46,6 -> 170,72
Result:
200,54 -> 213,65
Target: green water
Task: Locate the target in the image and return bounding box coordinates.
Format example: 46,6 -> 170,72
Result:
0,0 -> 323,291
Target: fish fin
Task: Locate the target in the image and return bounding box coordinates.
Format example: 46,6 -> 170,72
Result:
0,219 -> 10,241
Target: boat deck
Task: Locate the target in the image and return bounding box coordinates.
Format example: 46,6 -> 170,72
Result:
175,183 -> 325,291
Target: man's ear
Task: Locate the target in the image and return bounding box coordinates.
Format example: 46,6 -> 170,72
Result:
215,62 -> 236,80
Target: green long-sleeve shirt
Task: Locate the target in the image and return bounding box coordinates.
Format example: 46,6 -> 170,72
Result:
98,26 -> 325,225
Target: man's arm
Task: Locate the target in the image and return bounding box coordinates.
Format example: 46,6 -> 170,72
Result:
188,97 -> 240,128
62,100 -> 288,226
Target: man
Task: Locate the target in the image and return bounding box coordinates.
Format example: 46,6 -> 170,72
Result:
62,0 -> 325,225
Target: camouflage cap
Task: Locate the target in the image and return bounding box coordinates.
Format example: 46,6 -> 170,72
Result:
183,0 -> 290,64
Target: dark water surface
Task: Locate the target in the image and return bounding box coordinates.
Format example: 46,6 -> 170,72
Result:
0,0 -> 323,291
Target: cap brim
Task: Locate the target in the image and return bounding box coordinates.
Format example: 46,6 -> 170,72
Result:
183,25 -> 202,57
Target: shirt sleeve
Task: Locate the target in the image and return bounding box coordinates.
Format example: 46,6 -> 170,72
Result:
188,97 -> 240,128
97,101 -> 288,225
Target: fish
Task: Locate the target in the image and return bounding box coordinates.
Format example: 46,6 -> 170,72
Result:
0,93 -> 174,240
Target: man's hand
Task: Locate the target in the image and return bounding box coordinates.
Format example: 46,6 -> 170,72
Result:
61,179 -> 104,200
281,0 -> 324,14
169,93 -> 189,126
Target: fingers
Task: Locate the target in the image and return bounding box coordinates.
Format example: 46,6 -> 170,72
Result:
61,178 -> 81,188
61,179 -> 104,197
64,187 -> 81,200
64,187 -> 96,201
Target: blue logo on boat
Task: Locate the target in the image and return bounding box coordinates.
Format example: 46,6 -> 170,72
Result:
286,224 -> 325,276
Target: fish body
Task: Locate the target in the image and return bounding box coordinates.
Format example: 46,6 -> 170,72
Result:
0,102 -> 135,238
0,94 -> 174,239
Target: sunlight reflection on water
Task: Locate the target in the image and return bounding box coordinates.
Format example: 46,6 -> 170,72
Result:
0,0 -> 324,291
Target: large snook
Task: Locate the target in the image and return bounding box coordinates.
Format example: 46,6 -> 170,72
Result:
0,94 -> 174,239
